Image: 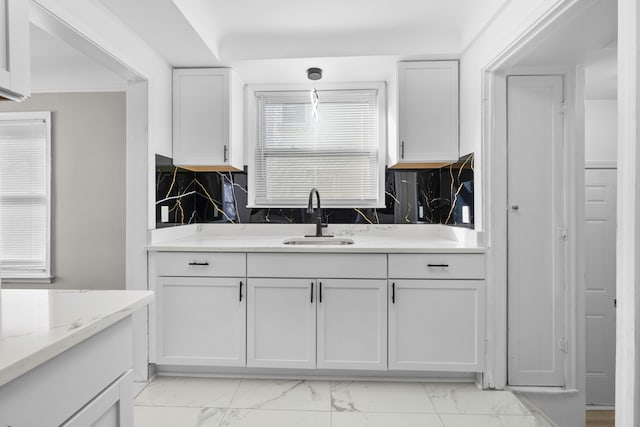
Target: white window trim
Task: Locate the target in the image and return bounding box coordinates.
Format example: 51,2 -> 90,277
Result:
0,111 -> 52,283
246,81 -> 387,209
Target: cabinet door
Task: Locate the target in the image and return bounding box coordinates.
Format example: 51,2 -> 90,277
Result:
0,0 -> 30,100
317,279 -> 387,370
389,280 -> 484,371
397,61 -> 458,163
247,279 -> 316,368
157,277 -> 246,366
62,370 -> 133,427
173,68 -> 242,169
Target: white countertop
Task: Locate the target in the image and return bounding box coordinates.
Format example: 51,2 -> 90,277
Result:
147,224 -> 485,253
0,289 -> 153,388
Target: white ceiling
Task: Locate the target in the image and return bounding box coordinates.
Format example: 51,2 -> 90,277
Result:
29,0 -> 618,94
30,24 -> 125,93
98,0 -> 507,64
509,0 -> 617,68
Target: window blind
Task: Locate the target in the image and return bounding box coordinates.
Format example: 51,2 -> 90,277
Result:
252,88 -> 382,208
0,115 -> 50,278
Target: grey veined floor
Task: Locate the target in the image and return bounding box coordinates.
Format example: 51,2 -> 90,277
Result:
134,377 -> 553,427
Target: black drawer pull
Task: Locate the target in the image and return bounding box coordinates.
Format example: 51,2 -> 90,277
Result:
319,282 -> 323,303
427,263 -> 449,268
310,282 -> 314,303
392,282 -> 395,304
188,262 -> 209,266
239,281 -> 244,302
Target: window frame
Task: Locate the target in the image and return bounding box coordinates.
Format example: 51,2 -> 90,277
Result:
246,81 -> 387,209
0,111 -> 52,283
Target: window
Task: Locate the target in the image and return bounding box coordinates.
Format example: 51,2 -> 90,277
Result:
0,112 -> 51,282
248,83 -> 386,208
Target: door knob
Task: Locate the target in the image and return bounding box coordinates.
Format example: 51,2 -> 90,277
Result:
511,205 -> 520,211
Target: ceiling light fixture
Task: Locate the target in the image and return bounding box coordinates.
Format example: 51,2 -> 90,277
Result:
307,68 -> 322,120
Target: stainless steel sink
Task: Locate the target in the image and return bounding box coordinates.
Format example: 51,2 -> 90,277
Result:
282,237 -> 355,245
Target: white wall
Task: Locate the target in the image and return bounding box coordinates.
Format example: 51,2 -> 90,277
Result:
585,99 -> 617,165
460,0 -> 574,231
0,92 -> 126,289
32,0 -> 173,229
460,1 -> 588,426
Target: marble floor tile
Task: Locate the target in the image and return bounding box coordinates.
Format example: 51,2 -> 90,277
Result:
134,406 -> 225,427
332,411 -> 445,427
331,381 -> 436,413
425,383 -> 530,415
219,408 -> 331,427
229,379 -> 331,411
440,414 -> 540,427
134,377 -> 240,408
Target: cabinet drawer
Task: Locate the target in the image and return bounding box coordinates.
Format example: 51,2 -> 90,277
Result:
247,253 -> 387,278
388,254 -> 484,279
154,252 -> 246,277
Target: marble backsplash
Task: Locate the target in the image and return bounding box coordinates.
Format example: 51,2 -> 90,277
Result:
156,154 -> 474,228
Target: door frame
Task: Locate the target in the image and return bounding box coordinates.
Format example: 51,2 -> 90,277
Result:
479,2 -> 587,391
30,2 -> 152,382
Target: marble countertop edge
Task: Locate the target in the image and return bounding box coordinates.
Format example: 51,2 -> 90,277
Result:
0,290 -> 153,388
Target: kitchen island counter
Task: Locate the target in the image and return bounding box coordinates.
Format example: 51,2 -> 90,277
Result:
0,289 -> 152,427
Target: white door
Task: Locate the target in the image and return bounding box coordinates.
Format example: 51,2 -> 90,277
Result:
388,280 -> 485,371
247,278 -> 316,368
157,277 -> 246,366
585,168 -> 616,405
316,279 -> 387,370
507,75 -> 566,386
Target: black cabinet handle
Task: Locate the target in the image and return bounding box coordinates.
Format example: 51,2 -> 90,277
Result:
319,282 -> 323,303
427,263 -> 449,268
188,261 -> 209,266
224,145 -> 228,162
401,141 -> 405,159
239,281 -> 243,302
310,282 -> 314,303
392,282 -> 395,304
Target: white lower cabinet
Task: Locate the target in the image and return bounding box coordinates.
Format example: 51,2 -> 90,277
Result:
62,370 -> 133,427
157,277 -> 246,366
317,279 -> 387,370
246,277 -> 387,371
246,278 -> 316,368
388,279 -> 485,371
150,251 -> 486,375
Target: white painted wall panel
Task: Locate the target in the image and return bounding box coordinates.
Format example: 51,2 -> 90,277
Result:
585,100 -> 617,166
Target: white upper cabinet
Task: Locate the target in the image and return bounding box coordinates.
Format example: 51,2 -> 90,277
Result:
392,61 -> 458,166
0,0 -> 30,101
173,68 -> 243,170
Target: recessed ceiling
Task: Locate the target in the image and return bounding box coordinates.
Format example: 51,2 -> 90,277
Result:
96,0 -> 507,65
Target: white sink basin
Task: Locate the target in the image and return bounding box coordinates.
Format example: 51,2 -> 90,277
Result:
282,237 -> 355,246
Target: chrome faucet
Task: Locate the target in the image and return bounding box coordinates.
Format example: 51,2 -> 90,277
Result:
306,188 -> 330,237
